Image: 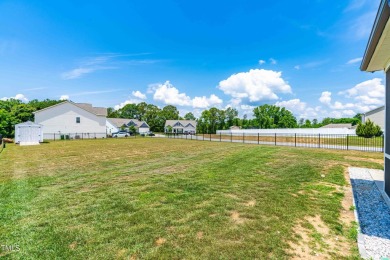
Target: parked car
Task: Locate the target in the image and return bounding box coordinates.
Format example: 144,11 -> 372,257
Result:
112,131 -> 130,138
147,131 -> 155,136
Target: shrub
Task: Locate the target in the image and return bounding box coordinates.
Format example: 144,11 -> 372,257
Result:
356,119 -> 383,138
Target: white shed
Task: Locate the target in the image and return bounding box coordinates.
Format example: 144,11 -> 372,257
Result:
15,121 -> 43,145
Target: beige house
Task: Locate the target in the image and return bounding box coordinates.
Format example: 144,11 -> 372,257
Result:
106,118 -> 150,135
362,106 -> 385,130
165,120 -> 197,133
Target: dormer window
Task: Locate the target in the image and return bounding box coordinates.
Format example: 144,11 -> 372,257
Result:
76,117 -> 81,123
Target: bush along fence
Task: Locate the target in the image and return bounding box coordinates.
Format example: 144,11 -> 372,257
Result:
166,133 -> 384,152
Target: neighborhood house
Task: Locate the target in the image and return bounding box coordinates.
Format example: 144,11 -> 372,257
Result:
34,101 -> 107,139
165,120 -> 197,134
106,118 -> 150,135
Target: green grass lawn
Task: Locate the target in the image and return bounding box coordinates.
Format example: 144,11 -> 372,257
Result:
0,138 -> 384,259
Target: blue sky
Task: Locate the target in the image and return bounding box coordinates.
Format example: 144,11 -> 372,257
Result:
0,0 -> 385,119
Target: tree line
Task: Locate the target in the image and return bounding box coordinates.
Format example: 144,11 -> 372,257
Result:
0,98 -> 363,137
0,99 -> 62,137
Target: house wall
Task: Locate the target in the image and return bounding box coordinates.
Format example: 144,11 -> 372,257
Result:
106,120 -> 120,135
35,102 -> 106,137
364,108 -> 385,129
138,127 -> 149,134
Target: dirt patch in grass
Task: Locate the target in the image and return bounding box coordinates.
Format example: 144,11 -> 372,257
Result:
244,200 -> 256,207
344,156 -> 383,165
288,215 -> 350,259
68,241 -> 77,250
196,231 -> 203,239
341,168 -> 356,224
155,238 -> 166,246
230,211 -> 246,224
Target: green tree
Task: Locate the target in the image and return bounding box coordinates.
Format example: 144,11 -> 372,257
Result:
184,112 -> 196,120
161,105 -> 179,120
118,103 -> 139,119
144,104 -> 163,132
225,107 -> 238,128
253,104 -> 297,129
356,119 -> 383,138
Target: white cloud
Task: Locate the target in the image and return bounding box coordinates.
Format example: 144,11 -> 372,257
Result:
319,91 -> 332,105
153,81 -> 192,106
294,65 -> 300,70
346,57 -> 363,64
114,99 -> 144,110
60,95 -> 69,100
218,69 -> 292,102
61,68 -> 96,80
258,59 -> 266,65
1,93 -> 28,102
192,94 -> 223,108
276,99 -> 306,113
151,81 -> 223,108
132,90 -> 146,100
317,78 -> 385,118
275,99 -> 318,119
269,58 -> 277,65
339,78 -> 384,104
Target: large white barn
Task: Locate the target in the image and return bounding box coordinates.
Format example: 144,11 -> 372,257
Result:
34,101 -> 107,139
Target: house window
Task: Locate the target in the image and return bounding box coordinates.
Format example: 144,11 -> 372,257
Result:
76,117 -> 81,123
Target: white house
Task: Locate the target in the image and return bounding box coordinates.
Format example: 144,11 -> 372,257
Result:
165,120 -> 197,133
362,105 -> 385,130
15,121 -> 43,145
34,101 -> 107,139
106,118 -> 150,135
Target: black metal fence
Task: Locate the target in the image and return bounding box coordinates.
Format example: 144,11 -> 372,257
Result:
166,133 -> 384,152
43,133 -> 107,140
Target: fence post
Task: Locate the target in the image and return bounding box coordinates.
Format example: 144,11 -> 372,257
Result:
347,134 -> 349,150
295,133 -> 296,147
209,133 -> 211,141
203,133 -> 204,141
318,134 -> 320,148
275,133 -> 277,146
220,133 -> 221,142
382,134 -> 385,153
186,134 -> 187,140
54,133 -> 56,141
231,133 -> 232,143
243,133 -> 245,143
258,133 -> 259,145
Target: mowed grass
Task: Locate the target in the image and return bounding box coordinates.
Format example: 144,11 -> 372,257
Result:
0,138 -> 384,259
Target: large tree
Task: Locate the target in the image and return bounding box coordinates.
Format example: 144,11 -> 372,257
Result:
184,112 -> 196,120
161,105 -> 180,120
253,104 -> 297,129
